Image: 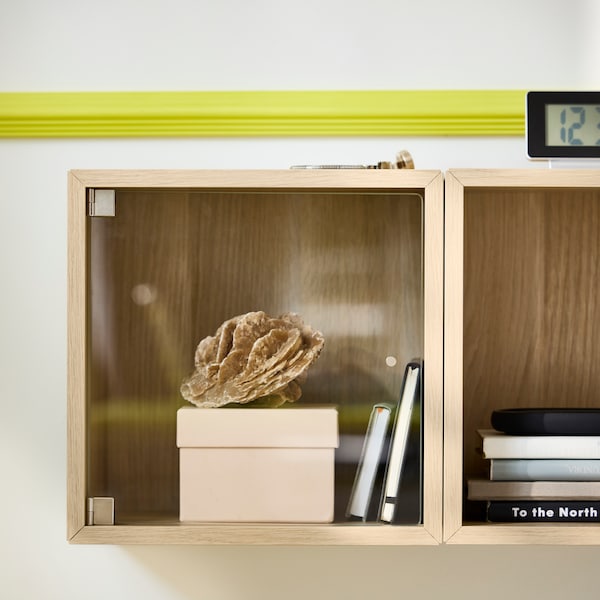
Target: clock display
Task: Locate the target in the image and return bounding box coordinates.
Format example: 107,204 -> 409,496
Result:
527,92 -> 600,159
546,105 -> 600,146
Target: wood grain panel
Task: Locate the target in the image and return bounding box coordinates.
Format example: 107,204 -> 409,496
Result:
447,524 -> 600,545
70,522 -> 438,545
67,172 -> 87,539
69,168 -> 440,191
462,187 -> 600,519
422,172 -> 444,542
463,190 -> 545,489
542,193 -> 600,402
443,171 -> 465,540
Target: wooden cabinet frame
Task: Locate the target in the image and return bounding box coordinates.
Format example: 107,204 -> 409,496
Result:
67,169 -> 444,545
445,169 -> 600,544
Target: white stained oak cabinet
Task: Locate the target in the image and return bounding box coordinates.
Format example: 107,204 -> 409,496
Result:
67,169 -> 444,545
444,169 -> 600,544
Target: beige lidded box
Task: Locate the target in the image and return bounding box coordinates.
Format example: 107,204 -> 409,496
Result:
177,406 -> 339,523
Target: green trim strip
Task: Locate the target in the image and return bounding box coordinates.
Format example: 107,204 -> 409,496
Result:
0,90 -> 526,138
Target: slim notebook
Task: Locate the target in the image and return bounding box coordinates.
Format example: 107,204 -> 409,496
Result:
346,403 -> 393,521
379,361 -> 422,524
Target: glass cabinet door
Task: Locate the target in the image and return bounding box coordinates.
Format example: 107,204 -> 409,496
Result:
68,170 -> 443,544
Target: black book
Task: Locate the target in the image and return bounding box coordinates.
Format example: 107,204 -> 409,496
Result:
487,501 -> 600,523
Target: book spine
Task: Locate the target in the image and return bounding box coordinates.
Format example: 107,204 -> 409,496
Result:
468,478 -> 600,500
482,435 -> 600,459
487,501 -> 600,522
490,459 -> 600,481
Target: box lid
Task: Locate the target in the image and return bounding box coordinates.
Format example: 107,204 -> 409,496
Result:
176,406 -> 338,449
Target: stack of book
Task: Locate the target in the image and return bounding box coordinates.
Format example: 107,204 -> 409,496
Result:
469,429 -> 600,522
345,360 -> 422,525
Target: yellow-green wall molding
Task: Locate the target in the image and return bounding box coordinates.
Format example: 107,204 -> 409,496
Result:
0,90 -> 525,138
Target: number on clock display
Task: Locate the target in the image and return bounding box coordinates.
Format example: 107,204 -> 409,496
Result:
546,105 -> 600,146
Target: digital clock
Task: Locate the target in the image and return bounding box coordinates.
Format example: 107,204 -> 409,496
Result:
526,91 -> 600,159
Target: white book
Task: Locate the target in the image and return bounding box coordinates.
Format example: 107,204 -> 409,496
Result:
380,363 -> 420,523
479,429 -> 600,459
490,459 -> 600,481
346,404 -> 393,520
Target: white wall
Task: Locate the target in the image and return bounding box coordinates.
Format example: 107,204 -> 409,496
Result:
1,0 -> 599,91
1,2 -> 600,599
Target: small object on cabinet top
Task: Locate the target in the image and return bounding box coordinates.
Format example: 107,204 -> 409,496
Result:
291,150 -> 414,170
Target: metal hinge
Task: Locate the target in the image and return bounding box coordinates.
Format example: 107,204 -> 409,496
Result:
88,189 -> 116,217
87,497 -> 115,525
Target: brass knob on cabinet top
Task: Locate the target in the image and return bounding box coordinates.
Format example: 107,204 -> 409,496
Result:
393,149 -> 415,169
291,150 -> 415,170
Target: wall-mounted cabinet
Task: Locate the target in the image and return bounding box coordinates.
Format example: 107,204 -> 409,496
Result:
70,168 -> 600,545
67,169 -> 444,545
444,169 -> 600,544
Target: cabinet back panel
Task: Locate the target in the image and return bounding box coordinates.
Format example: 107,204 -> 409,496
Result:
87,189 -> 424,520
463,189 -> 600,487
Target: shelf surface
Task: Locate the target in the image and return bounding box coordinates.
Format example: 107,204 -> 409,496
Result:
446,522 -> 600,546
70,521 -> 438,546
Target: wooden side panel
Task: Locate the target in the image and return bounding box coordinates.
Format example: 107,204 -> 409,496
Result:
443,172 -> 465,540
422,173 -> 444,542
67,173 -> 87,539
